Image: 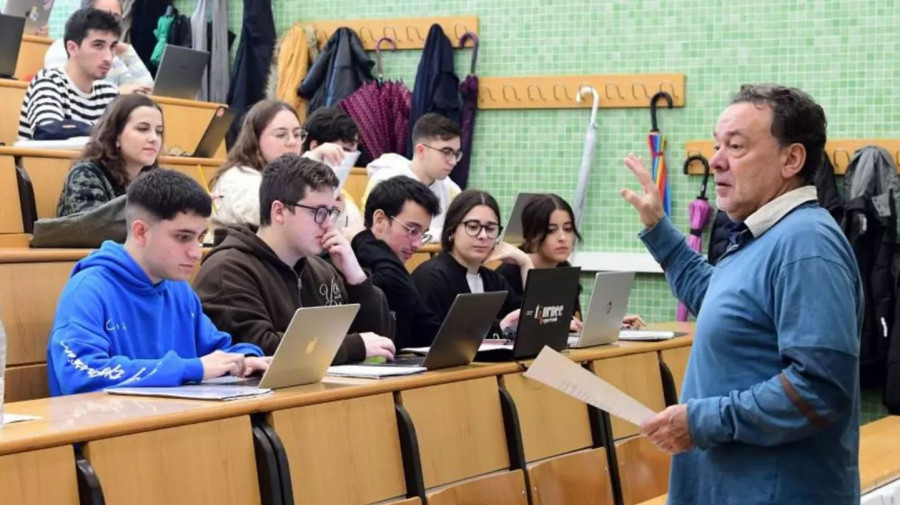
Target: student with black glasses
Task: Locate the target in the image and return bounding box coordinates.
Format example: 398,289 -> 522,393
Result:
412,190 -> 532,334
195,155 -> 396,364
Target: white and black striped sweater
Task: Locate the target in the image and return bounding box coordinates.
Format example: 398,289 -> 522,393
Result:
18,67 -> 118,140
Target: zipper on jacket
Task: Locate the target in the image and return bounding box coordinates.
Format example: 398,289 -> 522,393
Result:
294,271 -> 303,307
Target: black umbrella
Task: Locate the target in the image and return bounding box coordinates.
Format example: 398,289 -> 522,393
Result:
454,32 -> 479,189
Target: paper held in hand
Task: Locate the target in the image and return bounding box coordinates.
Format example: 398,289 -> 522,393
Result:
523,346 -> 658,426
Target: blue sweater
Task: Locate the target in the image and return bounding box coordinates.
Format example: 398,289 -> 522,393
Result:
641,205 -> 861,505
47,241 -> 263,396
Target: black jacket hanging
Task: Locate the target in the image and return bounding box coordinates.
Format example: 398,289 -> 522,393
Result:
406,24 -> 461,157
298,28 -> 373,115
130,0 -> 171,76
226,0 -> 276,145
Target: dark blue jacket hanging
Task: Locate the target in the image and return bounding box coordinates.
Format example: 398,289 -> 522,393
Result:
130,0 -> 172,76
226,0 -> 275,146
406,25 -> 460,157
298,28 -> 374,115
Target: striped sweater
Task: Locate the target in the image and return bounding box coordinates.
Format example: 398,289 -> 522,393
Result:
18,68 -> 118,140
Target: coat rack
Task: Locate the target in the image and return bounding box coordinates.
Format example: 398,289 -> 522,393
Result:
684,139 -> 900,175
311,16 -> 479,50
475,74 -> 685,110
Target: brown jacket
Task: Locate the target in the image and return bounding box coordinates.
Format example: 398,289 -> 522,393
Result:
194,225 -> 395,364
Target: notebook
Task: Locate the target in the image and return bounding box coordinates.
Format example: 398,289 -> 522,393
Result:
106,385 -> 271,401
327,365 -> 426,379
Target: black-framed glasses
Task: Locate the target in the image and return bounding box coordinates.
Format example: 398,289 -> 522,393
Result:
281,201 -> 340,224
422,144 -> 463,163
461,219 -> 502,239
390,215 -> 432,243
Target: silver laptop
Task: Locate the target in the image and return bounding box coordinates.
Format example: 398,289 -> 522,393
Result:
568,272 -> 676,348
207,304 -> 360,389
152,45 -> 209,100
3,0 -> 52,35
0,13 -> 25,78
391,292 -> 508,369
189,106 -> 236,157
501,192 -> 539,244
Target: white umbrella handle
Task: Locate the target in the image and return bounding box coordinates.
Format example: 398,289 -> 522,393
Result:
576,86 -> 600,126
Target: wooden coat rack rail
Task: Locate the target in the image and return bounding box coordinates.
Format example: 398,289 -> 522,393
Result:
311,16 -> 479,50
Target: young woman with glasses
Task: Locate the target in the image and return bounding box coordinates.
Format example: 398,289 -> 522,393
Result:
411,189 -> 532,332
208,100 -> 351,241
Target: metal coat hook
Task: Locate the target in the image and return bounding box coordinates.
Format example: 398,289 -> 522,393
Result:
527,84 -> 547,101
604,82 -> 624,101
358,26 -> 375,45
382,25 -> 400,42
480,86 -> 497,102
683,154 -> 711,197
650,91 -> 673,131
374,37 -> 397,82
453,23 -> 470,41
553,83 -> 572,101
576,86 -> 600,126
631,82 -> 650,100
502,85 -> 522,102
832,148 -> 852,168
459,31 -> 479,75
659,80 -> 679,100
406,25 -> 425,42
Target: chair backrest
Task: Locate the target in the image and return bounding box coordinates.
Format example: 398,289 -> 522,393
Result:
614,436 -> 670,505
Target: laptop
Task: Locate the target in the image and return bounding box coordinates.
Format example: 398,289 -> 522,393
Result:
477,266 -> 581,361
0,14 -> 25,78
152,45 -> 209,100
3,0 -> 51,35
188,106 -> 236,158
568,272 -> 677,348
390,292 -> 508,369
205,304 -> 360,389
500,192 -> 539,245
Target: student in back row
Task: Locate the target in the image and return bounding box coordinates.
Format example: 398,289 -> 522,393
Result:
44,0 -> 153,95
195,155 -> 396,363
57,94 -> 163,216
19,7 -> 119,140
47,169 -> 270,396
364,113 -> 463,241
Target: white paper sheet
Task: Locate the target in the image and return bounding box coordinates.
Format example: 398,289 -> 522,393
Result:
523,346 -> 658,426
326,365 -> 426,379
105,385 -> 271,401
1,413 -> 41,426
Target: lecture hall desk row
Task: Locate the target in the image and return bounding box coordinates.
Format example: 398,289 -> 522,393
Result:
0,324 -> 694,505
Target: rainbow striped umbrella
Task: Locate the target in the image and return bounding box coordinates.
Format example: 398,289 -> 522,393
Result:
648,92 -> 673,216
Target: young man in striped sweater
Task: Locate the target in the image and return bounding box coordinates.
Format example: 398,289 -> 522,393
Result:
18,8 -> 120,141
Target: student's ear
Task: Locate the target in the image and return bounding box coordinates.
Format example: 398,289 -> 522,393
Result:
309,140 -> 319,150
413,143 -> 424,159
270,200 -> 286,225
65,40 -> 78,59
130,218 -> 150,246
372,209 -> 388,232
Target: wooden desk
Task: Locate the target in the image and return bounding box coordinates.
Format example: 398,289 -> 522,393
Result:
860,415 -> 900,494
16,35 -> 52,81
0,79 -> 28,146
0,445 -> 79,504
346,167 -> 367,205
591,351 -> 667,440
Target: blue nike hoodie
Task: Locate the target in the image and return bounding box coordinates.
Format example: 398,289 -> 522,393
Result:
47,241 -> 263,396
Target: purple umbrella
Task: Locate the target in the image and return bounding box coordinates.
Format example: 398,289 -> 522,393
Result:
340,37 -> 412,160
454,32 -> 479,189
677,154 -> 713,321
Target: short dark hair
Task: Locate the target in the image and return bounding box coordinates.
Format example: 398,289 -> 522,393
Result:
520,194 -> 583,253
126,169 -> 212,225
364,176 -> 441,228
441,189 -> 501,251
64,8 -> 121,55
258,155 -> 338,227
731,84 -> 827,183
302,106 -> 359,152
411,113 -> 461,145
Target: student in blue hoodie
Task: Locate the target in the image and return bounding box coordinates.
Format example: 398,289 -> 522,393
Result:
47,169 -> 270,396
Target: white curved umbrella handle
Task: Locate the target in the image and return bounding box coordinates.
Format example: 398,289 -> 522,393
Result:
576,86 -> 600,126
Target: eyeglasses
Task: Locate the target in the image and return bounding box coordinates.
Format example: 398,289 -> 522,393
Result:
422,144 -> 463,163
461,219 -> 502,239
281,202 -> 341,224
271,128 -> 308,145
390,215 -> 432,243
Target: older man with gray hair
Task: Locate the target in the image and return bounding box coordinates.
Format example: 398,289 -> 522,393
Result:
622,84 -> 862,505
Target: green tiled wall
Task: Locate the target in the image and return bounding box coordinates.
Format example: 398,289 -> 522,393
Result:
26,0 -> 898,421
